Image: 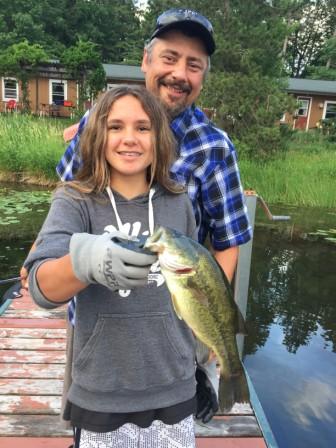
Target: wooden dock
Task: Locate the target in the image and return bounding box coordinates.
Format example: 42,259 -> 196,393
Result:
0,289 -> 266,448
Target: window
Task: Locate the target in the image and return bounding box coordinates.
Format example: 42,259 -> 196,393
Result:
324,101 -> 336,120
49,79 -> 67,105
297,98 -> 309,117
2,77 -> 18,101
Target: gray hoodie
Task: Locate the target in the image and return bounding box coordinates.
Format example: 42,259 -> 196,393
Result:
25,184 -> 197,413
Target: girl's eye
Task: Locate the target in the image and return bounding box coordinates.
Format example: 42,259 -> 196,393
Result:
108,125 -> 121,131
139,126 -> 151,132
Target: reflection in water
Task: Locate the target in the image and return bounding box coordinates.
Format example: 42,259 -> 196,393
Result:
244,227 -> 336,448
290,379 -> 336,427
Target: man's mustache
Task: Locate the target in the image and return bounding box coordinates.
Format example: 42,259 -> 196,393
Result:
159,79 -> 191,94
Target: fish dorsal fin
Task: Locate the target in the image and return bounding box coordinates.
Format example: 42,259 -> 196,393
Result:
171,293 -> 183,320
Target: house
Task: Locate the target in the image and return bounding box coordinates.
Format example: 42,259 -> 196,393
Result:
0,63 -> 145,117
284,78 -> 336,131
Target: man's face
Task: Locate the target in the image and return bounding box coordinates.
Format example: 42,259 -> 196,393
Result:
141,30 -> 208,118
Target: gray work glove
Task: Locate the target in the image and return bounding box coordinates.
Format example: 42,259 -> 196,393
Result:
69,231 -> 157,291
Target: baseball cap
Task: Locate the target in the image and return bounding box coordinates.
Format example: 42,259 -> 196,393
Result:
150,8 -> 215,55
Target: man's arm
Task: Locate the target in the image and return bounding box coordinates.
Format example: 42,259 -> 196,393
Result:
214,246 -> 238,283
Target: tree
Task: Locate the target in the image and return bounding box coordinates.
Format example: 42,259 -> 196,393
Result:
0,39 -> 48,111
284,0 -> 336,77
62,39 -> 106,111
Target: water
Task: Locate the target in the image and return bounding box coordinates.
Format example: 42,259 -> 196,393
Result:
244,207 -> 336,448
0,186 -> 335,447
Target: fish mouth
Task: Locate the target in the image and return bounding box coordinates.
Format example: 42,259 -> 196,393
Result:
159,252 -> 194,275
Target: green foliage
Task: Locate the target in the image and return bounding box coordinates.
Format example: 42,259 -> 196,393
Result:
201,72 -> 294,159
0,0 -> 143,62
0,114 -> 67,181
316,117 -> 336,141
62,39 -> 106,111
0,39 -> 48,110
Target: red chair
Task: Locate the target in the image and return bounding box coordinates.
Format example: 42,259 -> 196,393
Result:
6,99 -> 17,112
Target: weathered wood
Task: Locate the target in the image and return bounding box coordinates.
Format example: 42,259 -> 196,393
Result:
196,438 -> 267,447
0,437 -> 73,448
0,319 -> 66,329
3,309 -> 66,319
0,436 -> 267,448
0,415 -> 72,437
0,337 -> 66,351
0,350 -> 66,364
195,416 -> 262,437
0,378 -> 63,395
0,395 -> 61,414
0,288 -> 266,445
0,328 -> 66,339
0,363 -> 65,379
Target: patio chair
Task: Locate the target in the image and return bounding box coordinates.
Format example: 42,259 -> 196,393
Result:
6,99 -> 17,112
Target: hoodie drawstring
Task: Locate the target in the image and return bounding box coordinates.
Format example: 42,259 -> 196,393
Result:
106,186 -> 155,236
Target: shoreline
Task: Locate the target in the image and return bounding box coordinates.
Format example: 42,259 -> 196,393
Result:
0,172 -> 57,187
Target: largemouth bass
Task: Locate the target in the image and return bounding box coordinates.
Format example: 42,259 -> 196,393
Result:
144,226 -> 250,413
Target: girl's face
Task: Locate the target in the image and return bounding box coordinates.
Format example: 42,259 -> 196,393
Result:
105,95 -> 154,185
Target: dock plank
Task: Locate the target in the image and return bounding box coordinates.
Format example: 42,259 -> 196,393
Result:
0,395 -> 61,414
0,349 -> 66,364
0,363 -> 65,379
0,378 -> 63,395
0,328 -> 66,339
0,337 -> 66,350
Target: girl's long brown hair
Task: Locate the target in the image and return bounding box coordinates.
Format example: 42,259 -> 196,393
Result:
67,85 -> 183,195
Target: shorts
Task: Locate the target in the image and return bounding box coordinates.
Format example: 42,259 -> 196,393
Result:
76,415 -> 195,448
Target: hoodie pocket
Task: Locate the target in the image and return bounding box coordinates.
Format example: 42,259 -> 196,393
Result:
73,312 -> 191,392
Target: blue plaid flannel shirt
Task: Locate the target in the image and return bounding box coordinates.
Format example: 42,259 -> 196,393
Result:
56,104 -> 251,325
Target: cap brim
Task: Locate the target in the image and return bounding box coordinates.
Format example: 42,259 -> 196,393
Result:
151,21 -> 215,55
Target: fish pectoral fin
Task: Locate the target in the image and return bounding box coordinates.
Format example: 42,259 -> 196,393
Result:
171,293 -> 183,320
236,308 -> 248,335
188,287 -> 209,307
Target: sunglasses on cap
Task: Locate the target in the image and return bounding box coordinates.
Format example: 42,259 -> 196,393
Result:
156,8 -> 214,35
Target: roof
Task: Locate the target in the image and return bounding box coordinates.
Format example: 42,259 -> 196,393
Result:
103,63 -> 144,81
287,78 -> 336,96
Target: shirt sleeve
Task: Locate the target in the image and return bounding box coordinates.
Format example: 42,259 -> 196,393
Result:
203,142 -> 252,250
24,188 -> 88,272
56,111 -> 90,181
196,132 -> 251,251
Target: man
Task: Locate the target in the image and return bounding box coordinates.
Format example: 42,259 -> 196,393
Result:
25,8 -> 251,428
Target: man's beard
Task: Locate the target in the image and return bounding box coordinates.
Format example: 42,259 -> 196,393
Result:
158,78 -> 191,119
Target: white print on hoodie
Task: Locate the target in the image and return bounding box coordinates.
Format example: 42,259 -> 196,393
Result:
104,222 -> 164,297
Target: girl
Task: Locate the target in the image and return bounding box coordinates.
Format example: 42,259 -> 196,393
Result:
24,86 -> 198,448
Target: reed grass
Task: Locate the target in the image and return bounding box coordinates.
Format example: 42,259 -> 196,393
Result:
0,114 -> 335,208
0,114 -> 70,181
239,135 -> 336,208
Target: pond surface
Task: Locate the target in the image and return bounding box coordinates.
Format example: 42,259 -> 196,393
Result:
0,185 -> 335,447
244,205 -> 336,448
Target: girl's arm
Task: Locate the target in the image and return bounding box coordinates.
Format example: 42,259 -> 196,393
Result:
35,255 -> 87,303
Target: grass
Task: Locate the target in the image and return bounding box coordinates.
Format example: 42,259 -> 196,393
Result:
0,113 -> 72,183
238,130 -> 336,208
0,114 -> 335,208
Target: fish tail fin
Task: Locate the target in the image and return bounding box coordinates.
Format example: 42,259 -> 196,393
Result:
218,370 -> 250,413
218,375 -> 235,413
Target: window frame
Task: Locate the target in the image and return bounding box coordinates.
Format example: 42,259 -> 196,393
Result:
296,97 -> 310,117
49,79 -> 67,105
2,77 -> 19,101
323,101 -> 336,120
